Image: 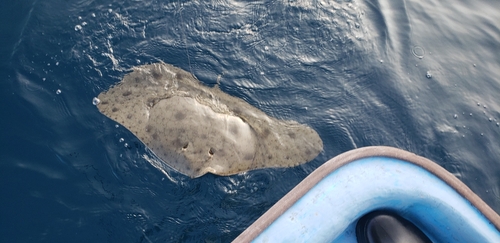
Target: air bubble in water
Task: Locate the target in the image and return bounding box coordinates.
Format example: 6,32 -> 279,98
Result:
411,46 -> 425,59
425,71 -> 432,79
92,97 -> 100,105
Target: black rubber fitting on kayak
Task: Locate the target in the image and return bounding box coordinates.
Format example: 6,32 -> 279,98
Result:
356,211 -> 432,243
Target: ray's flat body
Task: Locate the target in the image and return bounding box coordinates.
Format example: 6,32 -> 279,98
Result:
97,62 -> 323,177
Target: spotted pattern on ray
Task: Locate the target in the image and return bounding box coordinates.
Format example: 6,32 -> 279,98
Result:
97,62 -> 323,178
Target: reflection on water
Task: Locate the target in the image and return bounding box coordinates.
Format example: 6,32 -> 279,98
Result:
1,0 -> 499,241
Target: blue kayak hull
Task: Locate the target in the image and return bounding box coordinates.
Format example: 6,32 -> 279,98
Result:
234,146 -> 500,242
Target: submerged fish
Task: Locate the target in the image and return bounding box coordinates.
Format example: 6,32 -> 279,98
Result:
97,62 -> 323,178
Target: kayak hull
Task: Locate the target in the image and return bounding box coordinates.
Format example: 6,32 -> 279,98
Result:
234,146 -> 500,242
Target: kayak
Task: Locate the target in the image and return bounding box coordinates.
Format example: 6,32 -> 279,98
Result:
233,146 -> 500,243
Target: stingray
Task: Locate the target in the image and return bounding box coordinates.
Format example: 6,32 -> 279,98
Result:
96,62 -> 323,178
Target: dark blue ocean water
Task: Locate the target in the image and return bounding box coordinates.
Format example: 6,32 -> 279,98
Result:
1,0 -> 499,242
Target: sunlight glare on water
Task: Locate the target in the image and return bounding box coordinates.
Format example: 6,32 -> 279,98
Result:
1,0 -> 499,242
